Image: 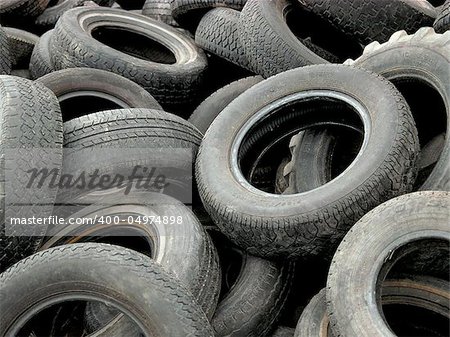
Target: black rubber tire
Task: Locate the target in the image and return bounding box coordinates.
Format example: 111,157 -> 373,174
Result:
196,64 -> 419,258
189,76 -> 262,133
142,0 -> 178,27
195,8 -> 253,71
59,108 -> 202,206
0,0 -> 50,19
345,27 -> 450,191
35,0 -> 88,29
212,248 -> 294,337
326,191 -> 450,337
29,30 -> 54,79
298,0 -> 437,46
272,327 -> 295,337
238,0 -> 328,78
43,193 -> 221,319
171,0 -> 247,29
0,26 -> 12,75
296,276 -> 450,337
50,7 -> 207,107
434,0 -> 450,32
0,76 -> 63,272
37,68 -> 162,121
3,27 -> 38,68
0,243 -> 214,337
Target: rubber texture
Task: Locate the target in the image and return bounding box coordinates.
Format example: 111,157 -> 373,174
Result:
195,7 -> 253,71
29,30 -> 54,79
171,0 -> 247,29
0,0 -> 50,19
238,0 -> 328,77
0,26 -> 12,75
345,27 -> 450,191
434,0 -> 450,33
50,7 -> 207,107
35,0 -> 88,29
0,243 -> 214,336
0,76 -> 63,272
196,64 -> 420,258
142,0 -> 178,26
37,68 -> 162,121
189,76 -> 263,133
212,250 -> 294,337
272,327 -> 295,337
326,191 -> 450,337
4,27 -> 38,68
298,0 -> 437,45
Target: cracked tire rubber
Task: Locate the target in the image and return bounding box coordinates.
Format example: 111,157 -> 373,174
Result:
298,0 -> 437,46
50,7 -> 207,107
0,76 -> 63,272
142,0 -> 178,26
3,28 -> 38,69
238,0 -> 328,78
326,191 -> 450,337
0,26 -> 12,75
434,0 -> 450,32
29,30 -> 54,79
345,27 -> 450,191
195,8 -> 253,71
196,64 -> 420,258
37,68 -> 162,121
171,0 -> 247,29
189,76 -> 263,133
0,243 -> 214,337
212,245 -> 294,337
296,276 -> 450,337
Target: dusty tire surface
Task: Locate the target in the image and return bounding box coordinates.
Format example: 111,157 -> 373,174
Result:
0,243 -> 215,337
434,0 -> 450,32
29,30 -> 54,79
4,27 -> 38,68
196,64 -> 419,258
326,191 -> 450,337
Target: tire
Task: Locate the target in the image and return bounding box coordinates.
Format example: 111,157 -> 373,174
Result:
0,76 -> 63,272
0,26 -> 12,75
296,276 -> 450,337
238,0 -> 328,78
37,68 -> 162,121
298,0 -> 437,45
345,27 -> 450,191
195,8 -> 253,71
43,193 -> 221,319
0,243 -> 214,337
59,108 -> 202,205
0,0 -> 49,19
50,7 -> 207,107
35,0 -> 87,29
434,0 -> 450,32
3,28 -> 38,68
196,64 -> 419,258
326,191 -> 450,337
11,69 -> 31,78
272,327 -> 295,337
142,0 -> 178,27
171,0 -> 247,29
189,76 -> 263,133
29,30 -> 54,79
212,248 -> 294,337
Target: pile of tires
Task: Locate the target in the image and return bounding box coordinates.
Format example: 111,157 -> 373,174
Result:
0,0 -> 448,336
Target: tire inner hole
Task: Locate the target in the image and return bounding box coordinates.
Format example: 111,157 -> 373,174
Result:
92,26 -> 177,64
59,95 -> 123,122
238,97 -> 364,194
